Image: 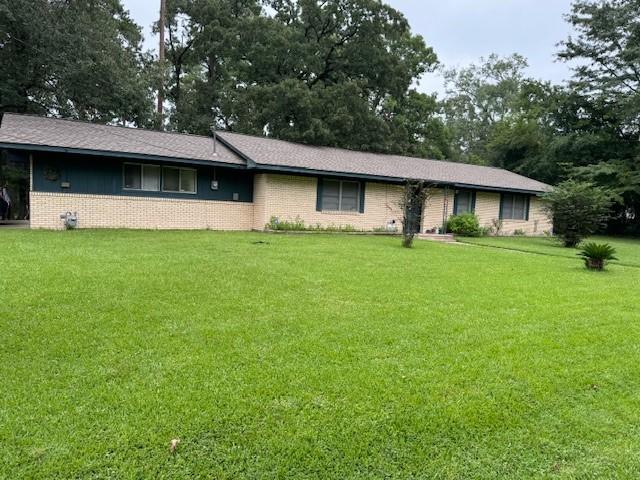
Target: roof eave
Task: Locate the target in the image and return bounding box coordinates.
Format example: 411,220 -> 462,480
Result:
451,182 -> 549,196
0,142 -> 247,169
251,163 -> 548,195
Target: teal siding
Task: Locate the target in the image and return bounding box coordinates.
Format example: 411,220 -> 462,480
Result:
32,152 -> 253,202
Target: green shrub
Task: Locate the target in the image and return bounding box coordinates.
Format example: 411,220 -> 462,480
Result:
312,224 -> 357,233
266,217 -> 358,233
542,180 -> 612,247
578,242 -> 618,271
266,216 -> 306,231
447,213 -> 482,236
513,229 -> 525,236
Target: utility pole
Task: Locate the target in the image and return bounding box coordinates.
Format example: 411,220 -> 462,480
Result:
157,0 -> 166,128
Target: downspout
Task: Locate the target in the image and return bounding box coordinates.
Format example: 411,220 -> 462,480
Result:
29,152 -> 33,226
29,153 -> 33,191
442,186 -> 450,234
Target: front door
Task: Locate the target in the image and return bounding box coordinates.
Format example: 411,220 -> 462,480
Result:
405,198 -> 423,234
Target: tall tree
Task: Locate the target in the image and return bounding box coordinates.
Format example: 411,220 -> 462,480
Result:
162,0 -> 448,157
559,0 -> 640,137
442,54 -> 530,164
558,0 -> 640,233
0,0 -> 154,125
160,0 -> 263,133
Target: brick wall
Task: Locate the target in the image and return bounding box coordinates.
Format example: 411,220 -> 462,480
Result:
253,174 -> 404,231
475,191 -> 502,232
252,174 -> 268,230
422,188 -> 450,232
29,174 -> 552,234
30,192 -> 253,230
502,196 -> 552,235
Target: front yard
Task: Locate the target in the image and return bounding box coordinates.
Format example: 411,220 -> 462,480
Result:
2,230 -> 639,478
460,234 -> 640,267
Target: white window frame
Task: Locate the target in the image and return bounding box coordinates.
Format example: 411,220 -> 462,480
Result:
123,163 -> 161,192
322,179 -> 360,213
161,166 -> 198,194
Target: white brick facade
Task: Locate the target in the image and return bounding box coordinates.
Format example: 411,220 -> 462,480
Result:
420,188 -> 551,235
252,174 -> 404,231
30,192 -> 253,230
29,173 -> 551,234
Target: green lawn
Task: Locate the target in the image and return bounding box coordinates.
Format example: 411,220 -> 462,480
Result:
459,235 -> 640,268
2,230 -> 640,479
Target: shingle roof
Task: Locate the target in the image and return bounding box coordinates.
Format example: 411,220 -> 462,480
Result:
218,131 -> 551,193
0,113 -> 245,166
0,114 -> 550,193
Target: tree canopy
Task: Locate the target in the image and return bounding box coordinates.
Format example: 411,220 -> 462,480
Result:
158,0 -> 448,157
0,0 -> 154,125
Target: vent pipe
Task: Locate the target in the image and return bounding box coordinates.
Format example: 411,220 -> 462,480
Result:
210,125 -> 218,156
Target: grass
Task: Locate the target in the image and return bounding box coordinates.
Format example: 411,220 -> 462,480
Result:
1,230 -> 640,478
459,235 -> 640,267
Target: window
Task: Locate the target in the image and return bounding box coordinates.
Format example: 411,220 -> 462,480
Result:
501,194 -> 529,220
123,164 -> 196,194
321,179 -> 360,212
454,190 -> 474,214
123,163 -> 160,191
162,167 -> 197,194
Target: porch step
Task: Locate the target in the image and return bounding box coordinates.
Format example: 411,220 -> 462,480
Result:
416,233 -> 457,243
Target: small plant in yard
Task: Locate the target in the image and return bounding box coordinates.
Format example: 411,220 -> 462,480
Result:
447,213 -> 483,237
578,242 -> 618,271
266,216 -> 306,231
513,229 -> 525,236
491,218 -> 503,236
313,223 -> 357,232
266,216 -> 358,233
372,225 -> 397,233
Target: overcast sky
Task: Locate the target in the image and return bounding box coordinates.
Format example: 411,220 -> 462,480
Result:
122,0 -> 576,96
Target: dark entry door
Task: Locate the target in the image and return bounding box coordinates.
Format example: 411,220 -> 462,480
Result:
405,198 -> 423,234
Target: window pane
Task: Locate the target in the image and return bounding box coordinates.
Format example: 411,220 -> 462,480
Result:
340,181 -> 359,211
163,167 -> 180,191
124,164 -> 141,189
502,194 -> 514,219
142,165 -> 160,191
322,180 -> 340,211
513,196 -> 526,220
180,169 -> 196,193
456,191 -> 471,214
502,194 -> 527,220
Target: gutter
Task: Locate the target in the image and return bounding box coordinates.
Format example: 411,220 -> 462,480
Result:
215,136 -> 548,195
248,162 -> 548,196
0,142 -> 247,170
1,138 -> 549,196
